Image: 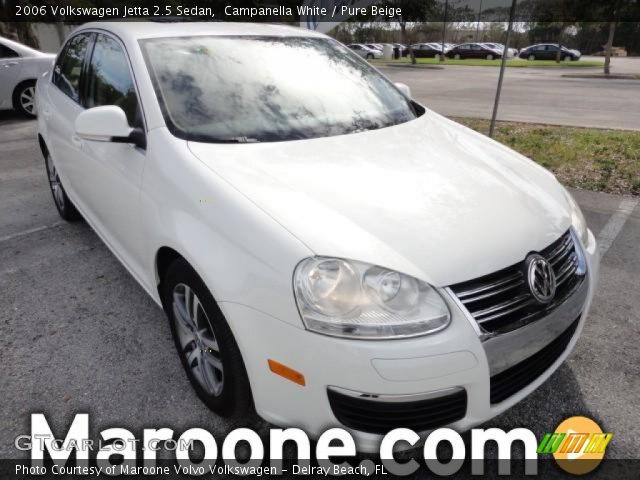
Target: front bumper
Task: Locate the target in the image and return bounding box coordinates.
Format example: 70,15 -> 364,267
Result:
220,229 -> 599,453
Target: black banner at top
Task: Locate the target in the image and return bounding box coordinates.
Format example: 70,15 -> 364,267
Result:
0,0 -> 639,23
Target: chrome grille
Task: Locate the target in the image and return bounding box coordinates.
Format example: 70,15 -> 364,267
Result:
450,230 -> 585,334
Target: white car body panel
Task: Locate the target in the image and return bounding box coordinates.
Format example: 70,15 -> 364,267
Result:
36,22 -> 599,452
0,37 -> 54,112
188,110 -> 570,288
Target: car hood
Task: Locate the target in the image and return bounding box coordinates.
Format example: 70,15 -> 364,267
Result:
188,111 -> 572,287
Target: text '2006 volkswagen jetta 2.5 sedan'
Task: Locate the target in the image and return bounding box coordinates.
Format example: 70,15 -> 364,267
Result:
37,22 -> 599,452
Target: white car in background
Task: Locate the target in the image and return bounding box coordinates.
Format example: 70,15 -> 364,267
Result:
569,48 -> 582,59
0,36 -> 54,116
348,43 -> 383,59
37,22 -> 599,453
483,42 -> 518,57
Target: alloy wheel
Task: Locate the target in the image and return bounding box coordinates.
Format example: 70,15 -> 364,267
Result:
46,154 -> 65,211
172,283 -> 224,397
20,86 -> 36,115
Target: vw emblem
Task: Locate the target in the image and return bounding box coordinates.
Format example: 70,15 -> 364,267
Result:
525,254 -> 556,304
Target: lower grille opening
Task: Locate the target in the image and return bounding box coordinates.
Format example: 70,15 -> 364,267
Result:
328,388 -> 467,435
490,316 -> 581,404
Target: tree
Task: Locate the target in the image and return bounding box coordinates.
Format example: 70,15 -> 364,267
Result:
579,0 -> 640,75
531,0 -> 640,73
603,21 -> 616,74
387,0 -> 438,63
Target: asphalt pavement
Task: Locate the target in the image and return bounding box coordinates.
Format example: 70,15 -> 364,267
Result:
0,111 -> 638,465
380,56 -> 640,131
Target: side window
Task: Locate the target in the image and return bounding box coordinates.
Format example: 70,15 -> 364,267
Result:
0,44 -> 19,59
53,33 -> 92,103
86,34 -> 140,127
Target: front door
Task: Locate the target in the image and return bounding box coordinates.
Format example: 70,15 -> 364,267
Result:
76,33 -> 148,275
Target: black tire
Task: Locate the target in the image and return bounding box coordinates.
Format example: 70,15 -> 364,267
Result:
366,53 -> 373,59
44,150 -> 82,222
163,258 -> 255,420
13,80 -> 37,117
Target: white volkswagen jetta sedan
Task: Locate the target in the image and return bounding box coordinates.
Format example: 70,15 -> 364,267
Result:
37,22 -> 599,452
0,36 -> 54,116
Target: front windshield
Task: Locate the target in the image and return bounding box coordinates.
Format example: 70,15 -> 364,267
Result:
140,36 -> 418,143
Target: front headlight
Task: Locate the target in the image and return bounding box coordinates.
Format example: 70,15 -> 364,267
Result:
293,257 -> 450,339
562,188 -> 589,245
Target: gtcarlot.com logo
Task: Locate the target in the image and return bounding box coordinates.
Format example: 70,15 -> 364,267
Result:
15,414 -> 612,477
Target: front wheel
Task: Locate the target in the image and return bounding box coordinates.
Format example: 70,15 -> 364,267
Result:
13,80 -> 37,117
366,53 -> 373,59
163,258 -> 255,420
44,151 -> 81,221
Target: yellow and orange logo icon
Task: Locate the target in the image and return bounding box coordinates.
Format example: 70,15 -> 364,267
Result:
537,416 -> 612,475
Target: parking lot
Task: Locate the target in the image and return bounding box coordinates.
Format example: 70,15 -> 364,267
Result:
0,104 -> 638,464
381,56 -> 640,130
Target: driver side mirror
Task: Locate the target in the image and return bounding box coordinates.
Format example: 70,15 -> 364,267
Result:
395,82 -> 412,99
75,106 -> 146,149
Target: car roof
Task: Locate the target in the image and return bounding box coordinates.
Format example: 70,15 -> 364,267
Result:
72,21 -> 326,43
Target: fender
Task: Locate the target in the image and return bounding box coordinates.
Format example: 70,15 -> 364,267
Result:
140,128 -> 311,330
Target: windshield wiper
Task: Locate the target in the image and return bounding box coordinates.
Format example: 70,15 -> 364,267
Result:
186,134 -> 260,144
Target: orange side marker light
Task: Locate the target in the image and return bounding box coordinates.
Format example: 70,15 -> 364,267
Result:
268,359 -> 306,386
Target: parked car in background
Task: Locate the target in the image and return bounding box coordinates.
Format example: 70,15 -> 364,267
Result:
482,42 -> 518,57
0,36 -> 55,116
446,43 -> 502,60
365,43 -> 383,51
442,43 -> 456,53
402,43 -> 443,58
568,48 -> 582,59
348,43 -> 383,59
519,44 -> 581,61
